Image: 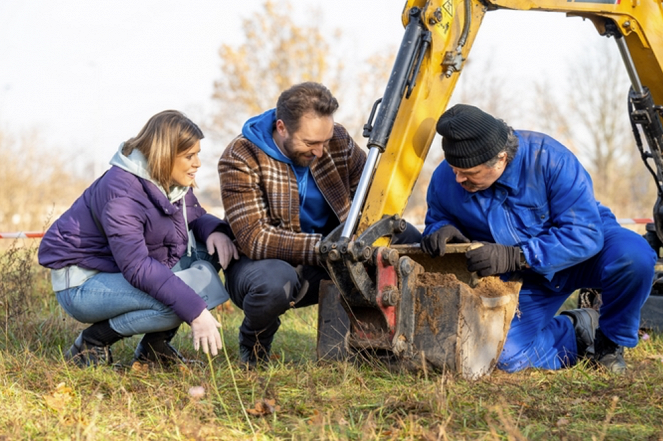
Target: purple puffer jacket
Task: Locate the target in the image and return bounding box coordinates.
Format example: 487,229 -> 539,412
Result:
38,166 -> 232,324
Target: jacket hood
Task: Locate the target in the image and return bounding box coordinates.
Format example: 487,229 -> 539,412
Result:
109,143 -> 189,203
242,109 -> 292,164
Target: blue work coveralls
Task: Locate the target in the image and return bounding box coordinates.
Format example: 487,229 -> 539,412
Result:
424,130 -> 656,372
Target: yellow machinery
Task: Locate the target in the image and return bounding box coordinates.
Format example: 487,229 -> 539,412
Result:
316,0 -> 663,378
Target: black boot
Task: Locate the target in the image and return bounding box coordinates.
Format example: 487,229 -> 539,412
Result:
65,320 -> 123,368
593,328 -> 627,374
560,308 -> 599,358
132,326 -> 189,366
239,340 -> 272,370
238,320 -> 278,369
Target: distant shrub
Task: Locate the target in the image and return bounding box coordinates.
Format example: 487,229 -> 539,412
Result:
0,128 -> 89,233
0,241 -> 38,337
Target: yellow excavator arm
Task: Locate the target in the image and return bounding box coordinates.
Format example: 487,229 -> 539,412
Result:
315,0 -> 663,377
353,0 -> 663,241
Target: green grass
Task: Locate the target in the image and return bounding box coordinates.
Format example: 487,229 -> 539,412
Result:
2,243 -> 663,440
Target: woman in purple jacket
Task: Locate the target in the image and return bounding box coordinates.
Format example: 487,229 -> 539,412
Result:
38,110 -> 238,367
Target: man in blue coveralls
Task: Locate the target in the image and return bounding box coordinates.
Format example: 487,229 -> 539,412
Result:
421,104 -> 656,374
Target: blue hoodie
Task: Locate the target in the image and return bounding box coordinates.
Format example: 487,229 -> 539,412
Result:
242,109 -> 334,234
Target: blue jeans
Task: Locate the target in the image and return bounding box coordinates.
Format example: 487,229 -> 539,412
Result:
56,245 -> 220,337
497,226 -> 656,372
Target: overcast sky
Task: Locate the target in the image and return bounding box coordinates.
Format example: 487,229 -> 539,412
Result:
0,1 -> 606,183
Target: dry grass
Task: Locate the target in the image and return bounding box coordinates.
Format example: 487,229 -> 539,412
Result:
2,244 -> 663,440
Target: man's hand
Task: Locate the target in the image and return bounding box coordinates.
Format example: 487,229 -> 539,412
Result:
421,225 -> 470,257
465,243 -> 523,277
190,309 -> 223,355
206,232 -> 239,270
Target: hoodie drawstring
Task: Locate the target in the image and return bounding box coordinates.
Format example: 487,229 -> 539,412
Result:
182,197 -> 192,257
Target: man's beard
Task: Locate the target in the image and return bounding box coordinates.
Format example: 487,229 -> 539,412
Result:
284,137 -> 316,167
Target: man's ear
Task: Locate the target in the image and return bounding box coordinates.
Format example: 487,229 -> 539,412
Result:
275,119 -> 288,138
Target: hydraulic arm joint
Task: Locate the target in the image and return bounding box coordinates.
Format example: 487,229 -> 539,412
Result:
606,20 -> 663,243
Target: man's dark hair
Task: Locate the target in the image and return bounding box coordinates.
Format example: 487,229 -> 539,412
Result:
484,122 -> 519,167
276,82 -> 339,133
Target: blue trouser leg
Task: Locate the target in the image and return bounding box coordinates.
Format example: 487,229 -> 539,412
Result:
498,226 -> 655,373
564,227 -> 655,347
498,287 -> 575,372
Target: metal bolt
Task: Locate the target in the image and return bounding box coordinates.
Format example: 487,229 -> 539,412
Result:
382,288 -> 400,306
401,258 -> 414,275
396,218 -> 407,233
623,20 -> 631,28
428,7 -> 442,25
381,248 -> 399,267
329,249 -> 341,261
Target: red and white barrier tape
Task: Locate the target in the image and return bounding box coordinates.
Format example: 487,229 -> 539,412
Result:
0,231 -> 44,239
616,218 -> 653,225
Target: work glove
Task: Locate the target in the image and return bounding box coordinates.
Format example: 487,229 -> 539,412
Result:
465,243 -> 523,277
190,309 -> 223,356
421,225 -> 470,257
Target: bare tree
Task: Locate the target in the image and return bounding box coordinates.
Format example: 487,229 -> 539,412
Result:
532,41 -> 656,219
209,0 -> 344,142
204,0 -> 402,213
0,128 -> 88,234
452,57 -> 522,123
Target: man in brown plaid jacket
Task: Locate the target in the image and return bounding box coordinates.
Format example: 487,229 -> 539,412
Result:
218,82 -> 421,368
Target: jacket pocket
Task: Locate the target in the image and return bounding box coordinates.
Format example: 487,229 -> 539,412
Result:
510,202 -> 550,237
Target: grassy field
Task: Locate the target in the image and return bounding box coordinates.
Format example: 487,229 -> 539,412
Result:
2,243 -> 663,440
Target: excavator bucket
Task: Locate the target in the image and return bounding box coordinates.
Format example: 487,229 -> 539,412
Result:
317,243 -> 521,380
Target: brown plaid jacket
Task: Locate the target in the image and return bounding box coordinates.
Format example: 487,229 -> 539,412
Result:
218,124 -> 366,266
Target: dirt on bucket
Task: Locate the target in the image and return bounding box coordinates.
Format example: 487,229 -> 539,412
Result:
411,270 -> 521,379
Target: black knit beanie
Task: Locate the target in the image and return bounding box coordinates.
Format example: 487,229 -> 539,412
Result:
436,104 -> 508,168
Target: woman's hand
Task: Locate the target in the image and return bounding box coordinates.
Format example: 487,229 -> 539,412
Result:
206,232 -> 239,269
190,309 -> 222,355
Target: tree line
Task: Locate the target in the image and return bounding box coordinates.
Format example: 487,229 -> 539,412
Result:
1,0 -> 655,234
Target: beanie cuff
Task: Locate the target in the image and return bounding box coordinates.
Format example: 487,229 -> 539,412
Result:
437,104 -> 508,169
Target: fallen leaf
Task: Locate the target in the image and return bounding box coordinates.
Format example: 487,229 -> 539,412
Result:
247,398 -> 280,416
556,418 -> 569,427
43,382 -> 74,412
217,301 -> 235,313
308,409 -> 324,425
131,361 -> 149,374
62,414 -> 88,426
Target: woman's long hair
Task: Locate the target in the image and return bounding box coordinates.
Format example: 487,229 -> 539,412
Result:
122,110 -> 204,190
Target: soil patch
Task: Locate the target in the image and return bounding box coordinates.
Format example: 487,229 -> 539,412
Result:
416,272 -> 517,298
